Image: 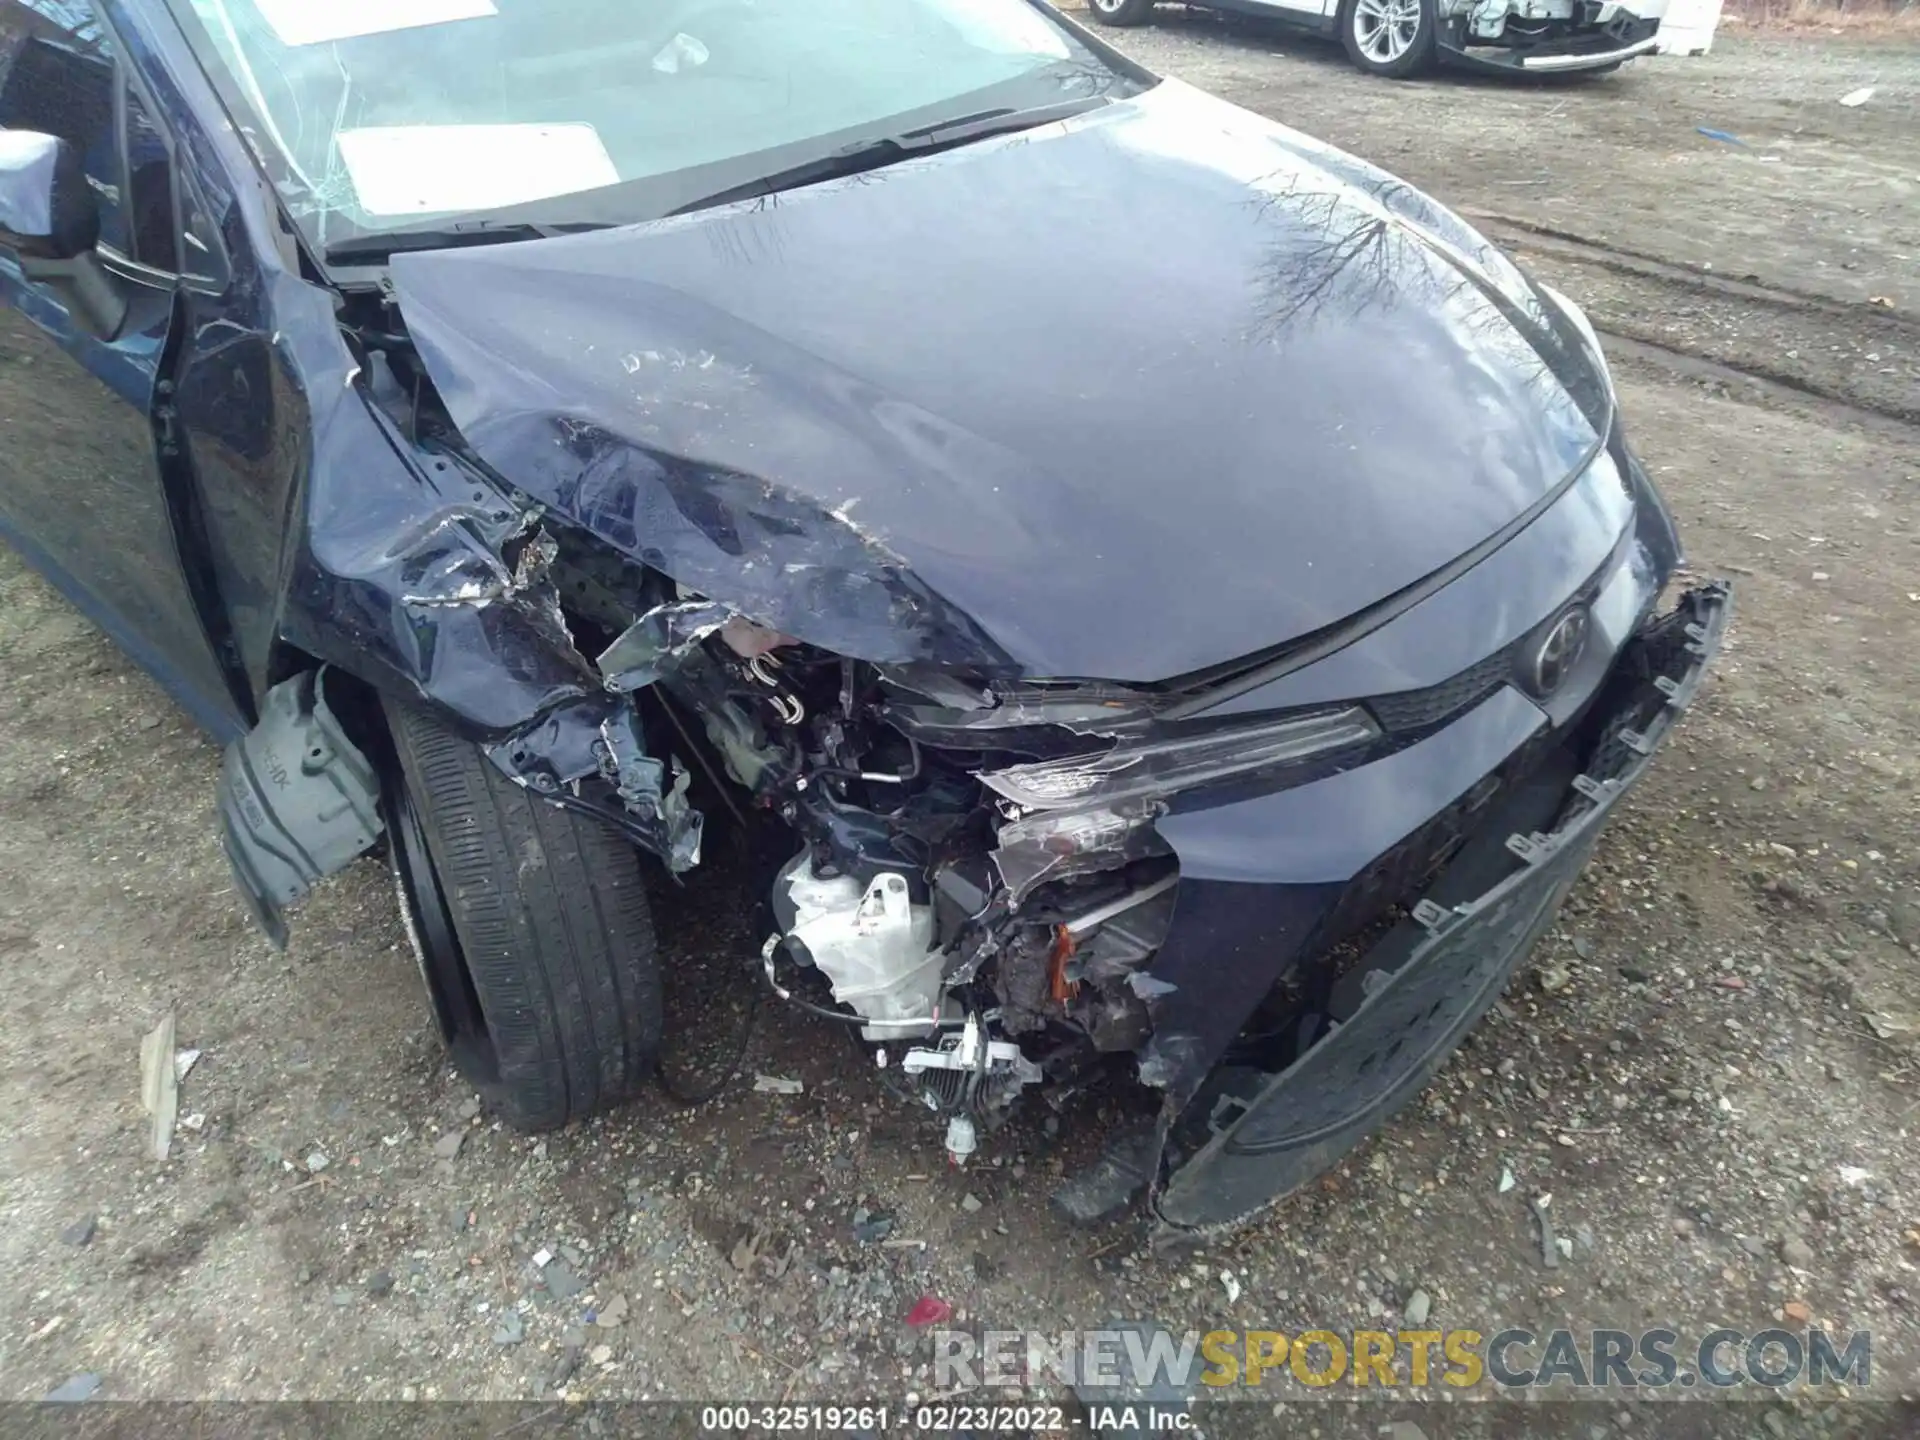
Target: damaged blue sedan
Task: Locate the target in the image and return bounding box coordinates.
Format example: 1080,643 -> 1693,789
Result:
0,0 -> 1725,1233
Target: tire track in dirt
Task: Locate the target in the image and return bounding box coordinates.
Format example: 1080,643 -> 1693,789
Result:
1468,213 -> 1920,428
1467,211 -> 1920,329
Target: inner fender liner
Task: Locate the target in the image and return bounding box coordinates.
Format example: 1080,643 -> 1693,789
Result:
217,669 -> 383,948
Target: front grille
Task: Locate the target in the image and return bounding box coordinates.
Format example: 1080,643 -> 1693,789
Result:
1363,516 -> 1636,736
1366,647 -> 1515,734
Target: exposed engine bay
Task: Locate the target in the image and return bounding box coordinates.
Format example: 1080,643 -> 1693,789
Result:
595,589 -> 1194,1168
1466,0 -> 1595,42
339,327 -> 1224,1169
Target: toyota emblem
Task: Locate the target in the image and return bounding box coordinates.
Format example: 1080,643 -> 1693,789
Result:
1529,606 -> 1590,696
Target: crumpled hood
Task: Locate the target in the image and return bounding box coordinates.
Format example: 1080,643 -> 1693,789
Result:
391,79 -> 1610,683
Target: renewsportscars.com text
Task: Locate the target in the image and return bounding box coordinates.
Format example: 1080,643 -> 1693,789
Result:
932,1326 -> 1872,1391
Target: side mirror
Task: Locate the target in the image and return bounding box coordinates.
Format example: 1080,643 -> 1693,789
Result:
0,129 -> 98,260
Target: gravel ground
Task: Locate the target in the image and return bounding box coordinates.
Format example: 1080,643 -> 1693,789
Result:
2,21 -> 1918,1436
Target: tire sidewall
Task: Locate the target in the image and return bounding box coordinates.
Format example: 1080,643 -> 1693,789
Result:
1341,0 -> 1436,78
383,767 -> 507,1102
380,696 -> 662,1130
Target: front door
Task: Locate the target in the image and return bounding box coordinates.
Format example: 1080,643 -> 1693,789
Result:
0,0 -> 242,736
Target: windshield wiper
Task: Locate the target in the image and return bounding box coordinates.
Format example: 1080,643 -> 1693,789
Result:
667,97 -> 1108,217
322,96 -> 1108,258
323,219 -> 608,266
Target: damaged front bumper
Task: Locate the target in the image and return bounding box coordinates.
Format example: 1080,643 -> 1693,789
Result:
1149,581 -> 1729,1233
1440,12 -> 1662,72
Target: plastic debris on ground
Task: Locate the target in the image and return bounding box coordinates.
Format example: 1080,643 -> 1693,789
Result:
1839,86 -> 1874,108
905,1296 -> 953,1327
139,1014 -> 179,1161
1695,127 -> 1745,146
753,1074 -> 804,1095
45,1374 -> 101,1403
1532,1195 -> 1561,1270
852,1206 -> 895,1244
1865,1011 -> 1918,1043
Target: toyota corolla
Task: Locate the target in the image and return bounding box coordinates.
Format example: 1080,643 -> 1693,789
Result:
0,0 -> 1726,1234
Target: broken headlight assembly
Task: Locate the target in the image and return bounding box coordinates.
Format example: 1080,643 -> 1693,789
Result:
979,705 -> 1380,901
876,666 -> 1158,746
715,633 -> 1388,1166
978,706 -> 1379,812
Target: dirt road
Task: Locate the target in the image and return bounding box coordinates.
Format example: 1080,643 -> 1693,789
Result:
2,25 -> 1916,1434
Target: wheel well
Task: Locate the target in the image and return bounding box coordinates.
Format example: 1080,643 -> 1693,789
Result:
260,645 -> 408,790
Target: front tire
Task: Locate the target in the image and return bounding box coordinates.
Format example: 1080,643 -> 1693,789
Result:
1084,0 -> 1157,26
382,697 -> 663,1130
1340,0 -> 1436,77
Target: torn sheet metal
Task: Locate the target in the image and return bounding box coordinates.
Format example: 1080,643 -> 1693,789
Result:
225,284 -> 699,887
383,222 -> 1020,673
482,699 -> 703,873
281,358 -> 601,732
598,709 -> 702,872
597,597 -> 734,693
399,520 -> 555,609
